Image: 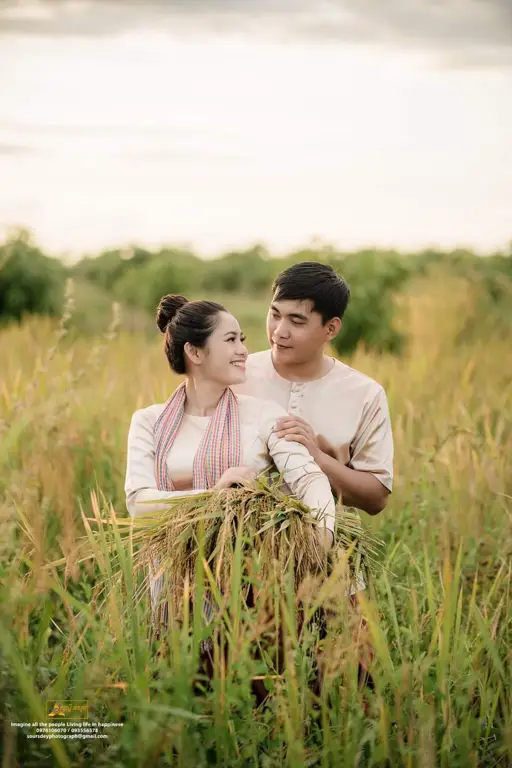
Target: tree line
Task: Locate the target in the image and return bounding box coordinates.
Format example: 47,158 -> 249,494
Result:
1,227 -> 510,355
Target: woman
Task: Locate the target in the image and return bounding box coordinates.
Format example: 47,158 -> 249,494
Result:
124,294 -> 335,623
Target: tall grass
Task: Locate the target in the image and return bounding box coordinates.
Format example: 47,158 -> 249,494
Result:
0,277 -> 511,767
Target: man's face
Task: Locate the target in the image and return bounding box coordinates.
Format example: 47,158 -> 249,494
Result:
266,297 -> 337,365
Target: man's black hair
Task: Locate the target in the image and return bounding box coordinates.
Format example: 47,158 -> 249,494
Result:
272,261 -> 350,324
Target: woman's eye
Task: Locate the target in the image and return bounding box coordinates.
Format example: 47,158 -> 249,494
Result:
241,336 -> 246,343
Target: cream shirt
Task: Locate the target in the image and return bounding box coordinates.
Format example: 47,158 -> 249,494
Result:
125,393 -> 336,533
233,350 -> 394,492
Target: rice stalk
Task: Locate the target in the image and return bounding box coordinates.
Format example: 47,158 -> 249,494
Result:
50,477 -> 386,628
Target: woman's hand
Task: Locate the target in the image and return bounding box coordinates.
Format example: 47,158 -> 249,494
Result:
213,466 -> 256,490
318,528 -> 334,551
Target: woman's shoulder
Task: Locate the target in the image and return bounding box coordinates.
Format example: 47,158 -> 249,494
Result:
129,402 -> 166,429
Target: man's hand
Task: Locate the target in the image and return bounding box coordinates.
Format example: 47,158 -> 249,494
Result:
316,434 -> 338,460
275,415 -> 323,461
276,415 -> 389,515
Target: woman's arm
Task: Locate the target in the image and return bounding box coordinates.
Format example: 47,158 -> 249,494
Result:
125,409 -> 205,518
260,403 -> 336,536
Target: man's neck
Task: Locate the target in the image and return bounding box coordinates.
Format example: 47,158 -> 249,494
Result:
270,352 -> 334,383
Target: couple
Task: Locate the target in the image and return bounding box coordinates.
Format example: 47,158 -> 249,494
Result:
125,261 -> 394,602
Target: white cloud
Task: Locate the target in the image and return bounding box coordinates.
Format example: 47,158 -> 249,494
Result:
0,33 -> 511,255
0,0 -> 511,67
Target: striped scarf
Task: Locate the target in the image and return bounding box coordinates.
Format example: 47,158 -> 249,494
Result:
153,381 -> 241,490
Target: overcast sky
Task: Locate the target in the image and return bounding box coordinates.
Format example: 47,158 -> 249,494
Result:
1,0 -> 511,257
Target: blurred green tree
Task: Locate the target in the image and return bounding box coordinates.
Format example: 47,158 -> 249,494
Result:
113,249 -> 202,312
200,245 -> 276,294
72,245 -> 152,290
0,228 -> 65,322
327,251 -> 412,355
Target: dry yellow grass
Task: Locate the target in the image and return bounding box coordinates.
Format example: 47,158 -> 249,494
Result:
0,274 -> 511,766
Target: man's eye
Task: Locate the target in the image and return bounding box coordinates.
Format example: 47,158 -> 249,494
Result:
292,321 -> 305,326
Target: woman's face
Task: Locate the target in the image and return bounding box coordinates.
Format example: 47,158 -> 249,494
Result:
187,311 -> 248,386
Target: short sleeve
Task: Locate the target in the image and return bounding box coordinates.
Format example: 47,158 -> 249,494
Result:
349,387 -> 394,491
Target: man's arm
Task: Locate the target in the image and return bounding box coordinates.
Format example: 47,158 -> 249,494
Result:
275,415 -> 391,516
315,450 -> 389,515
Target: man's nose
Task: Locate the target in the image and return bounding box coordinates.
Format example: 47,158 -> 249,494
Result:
275,320 -> 290,338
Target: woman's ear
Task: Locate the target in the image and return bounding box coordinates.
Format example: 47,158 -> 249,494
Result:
184,341 -> 203,366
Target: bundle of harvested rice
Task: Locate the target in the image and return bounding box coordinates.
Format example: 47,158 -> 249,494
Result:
97,475 -> 385,625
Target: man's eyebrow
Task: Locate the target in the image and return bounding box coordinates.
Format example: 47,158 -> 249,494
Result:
270,303 -> 308,321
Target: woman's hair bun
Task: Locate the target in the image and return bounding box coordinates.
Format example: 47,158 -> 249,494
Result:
156,294 -> 188,334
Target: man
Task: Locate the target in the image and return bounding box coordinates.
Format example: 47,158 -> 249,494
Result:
233,260 -> 394,698
234,261 -> 393,517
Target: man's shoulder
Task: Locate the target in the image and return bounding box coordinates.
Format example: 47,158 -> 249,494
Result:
234,350 -> 274,394
329,358 -> 386,400
246,349 -> 272,372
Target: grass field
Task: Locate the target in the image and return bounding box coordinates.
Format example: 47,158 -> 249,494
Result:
0,277 -> 511,767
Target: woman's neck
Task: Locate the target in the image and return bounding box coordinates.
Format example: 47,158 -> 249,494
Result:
183,377 -> 227,416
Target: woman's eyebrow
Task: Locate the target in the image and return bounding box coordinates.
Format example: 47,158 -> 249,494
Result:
223,330 -> 243,338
